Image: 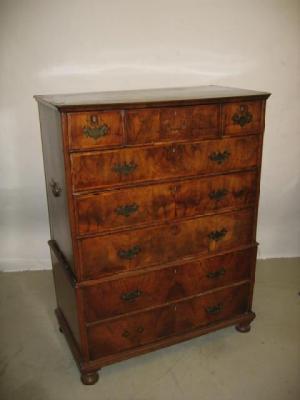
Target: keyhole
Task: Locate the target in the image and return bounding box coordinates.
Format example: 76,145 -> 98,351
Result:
170,185 -> 177,195
91,115 -> 98,124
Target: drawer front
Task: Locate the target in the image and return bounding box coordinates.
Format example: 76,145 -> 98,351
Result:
75,171 -> 257,235
75,182 -> 174,235
71,136 -> 260,192
173,283 -> 249,335
222,101 -> 263,136
80,208 -> 255,279
125,104 -> 219,144
67,111 -> 123,150
83,247 -> 256,322
87,283 -> 250,359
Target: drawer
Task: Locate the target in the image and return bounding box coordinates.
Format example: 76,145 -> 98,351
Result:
75,171 -> 257,235
79,208 -> 255,279
67,111 -> 123,150
125,104 -> 219,144
87,283 -> 250,359
222,101 -> 263,136
82,247 -> 256,322
71,135 -> 260,192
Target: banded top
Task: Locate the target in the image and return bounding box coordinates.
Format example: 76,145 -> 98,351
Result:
34,85 -> 270,111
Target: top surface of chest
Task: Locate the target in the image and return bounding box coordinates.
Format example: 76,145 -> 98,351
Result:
34,85 -> 270,110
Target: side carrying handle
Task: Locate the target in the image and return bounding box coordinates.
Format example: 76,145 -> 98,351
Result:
49,179 -> 62,197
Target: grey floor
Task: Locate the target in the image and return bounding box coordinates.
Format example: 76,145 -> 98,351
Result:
0,258 -> 299,400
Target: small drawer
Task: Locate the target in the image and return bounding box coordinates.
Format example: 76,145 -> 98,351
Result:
173,282 -> 250,335
67,111 -> 123,150
82,247 -> 256,322
87,283 -> 250,360
70,135 -> 260,192
222,101 -> 263,136
125,104 -> 219,144
75,171 -> 257,235
79,208 -> 255,280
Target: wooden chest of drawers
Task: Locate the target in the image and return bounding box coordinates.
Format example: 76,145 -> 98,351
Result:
35,86 -> 270,385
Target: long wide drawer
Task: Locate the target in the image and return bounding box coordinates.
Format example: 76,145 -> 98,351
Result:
79,208 -> 255,279
82,247 -> 256,322
70,135 -> 260,192
87,283 -> 250,360
75,170 -> 257,235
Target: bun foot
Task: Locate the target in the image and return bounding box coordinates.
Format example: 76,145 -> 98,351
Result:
236,322 -> 251,333
81,371 -> 99,385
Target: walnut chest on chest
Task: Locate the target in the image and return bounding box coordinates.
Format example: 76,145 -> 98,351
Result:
35,86 -> 270,385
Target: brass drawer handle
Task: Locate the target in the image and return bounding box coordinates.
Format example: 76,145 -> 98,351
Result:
49,179 -> 62,197
208,228 -> 228,242
233,188 -> 246,198
209,150 -> 230,164
121,289 -> 142,302
83,115 -> 109,139
118,245 -> 141,260
115,203 -> 139,217
112,161 -> 137,175
209,189 -> 228,201
206,267 -> 226,279
206,303 -> 223,315
122,326 -> 144,338
232,105 -> 253,127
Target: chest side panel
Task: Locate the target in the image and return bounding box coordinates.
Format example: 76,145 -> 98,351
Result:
38,103 -> 75,272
